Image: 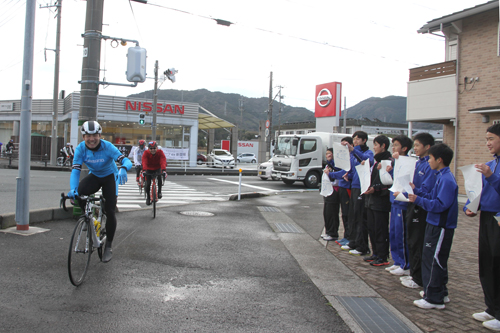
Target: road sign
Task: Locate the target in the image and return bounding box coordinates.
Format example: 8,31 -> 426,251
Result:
265,128 -> 269,137
265,120 -> 270,129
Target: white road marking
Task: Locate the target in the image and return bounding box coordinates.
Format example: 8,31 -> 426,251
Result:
207,177 -> 276,191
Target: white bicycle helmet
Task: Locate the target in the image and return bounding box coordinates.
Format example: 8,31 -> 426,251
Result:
80,121 -> 102,135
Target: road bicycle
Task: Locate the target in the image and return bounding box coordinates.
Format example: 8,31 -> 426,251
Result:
138,170 -> 146,198
60,192 -> 107,286
145,170 -> 165,218
57,155 -> 72,167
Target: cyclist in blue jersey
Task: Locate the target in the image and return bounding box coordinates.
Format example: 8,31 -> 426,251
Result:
67,121 -> 132,262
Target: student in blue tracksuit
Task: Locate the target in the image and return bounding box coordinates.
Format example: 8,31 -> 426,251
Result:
67,121 -> 133,263
339,131 -> 374,257
402,133 -> 436,289
327,136 -> 353,246
409,144 -> 458,310
465,124 -> 500,331
386,135 -> 413,276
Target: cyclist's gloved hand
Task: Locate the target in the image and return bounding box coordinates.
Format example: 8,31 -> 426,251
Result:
162,169 -> 167,178
118,168 -> 128,185
67,189 -> 78,199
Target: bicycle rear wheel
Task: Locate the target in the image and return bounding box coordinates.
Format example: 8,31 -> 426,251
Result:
68,218 -> 92,286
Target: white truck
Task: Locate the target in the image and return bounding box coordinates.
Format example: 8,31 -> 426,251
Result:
271,132 -> 375,188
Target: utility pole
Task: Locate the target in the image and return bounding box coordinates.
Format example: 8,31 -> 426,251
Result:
343,96 -> 347,134
79,0 -> 104,125
277,86 -> 283,137
16,0 -> 36,230
239,97 -> 244,139
267,72 -> 273,157
47,0 -> 63,166
152,60 -> 159,140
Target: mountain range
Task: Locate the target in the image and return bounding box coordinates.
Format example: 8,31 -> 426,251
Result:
128,89 -> 441,134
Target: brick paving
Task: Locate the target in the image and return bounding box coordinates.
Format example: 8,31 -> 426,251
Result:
325,204 -> 491,332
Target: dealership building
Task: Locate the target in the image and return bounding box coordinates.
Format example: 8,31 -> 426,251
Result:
0,92 -> 235,166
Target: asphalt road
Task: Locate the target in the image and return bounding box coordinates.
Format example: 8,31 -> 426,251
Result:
0,192 -> 350,332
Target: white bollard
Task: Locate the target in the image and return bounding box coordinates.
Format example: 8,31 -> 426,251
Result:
238,168 -> 242,200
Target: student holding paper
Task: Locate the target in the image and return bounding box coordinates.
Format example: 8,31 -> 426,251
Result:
385,135 -> 414,275
321,148 -> 341,242
408,143 -> 458,310
329,136 -> 354,246
402,133 -> 436,289
340,131 -> 374,257
465,124 -> 500,331
363,135 -> 393,266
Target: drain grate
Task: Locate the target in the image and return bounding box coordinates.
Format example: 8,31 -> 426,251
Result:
258,206 -> 281,212
274,223 -> 302,233
337,296 -> 413,333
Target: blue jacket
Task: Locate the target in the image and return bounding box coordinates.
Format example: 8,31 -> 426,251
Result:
464,155 -> 500,213
348,145 -> 374,189
328,160 -> 350,189
414,167 -> 458,229
70,139 -> 132,193
413,156 -> 435,194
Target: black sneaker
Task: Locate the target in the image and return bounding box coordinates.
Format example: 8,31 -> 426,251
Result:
363,255 -> 378,262
146,198 -> 151,206
158,192 -> 162,199
370,258 -> 391,266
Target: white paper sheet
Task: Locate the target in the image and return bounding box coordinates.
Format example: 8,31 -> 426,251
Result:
389,156 -> 417,193
355,160 -> 371,194
333,142 -> 351,171
458,164 -> 483,214
379,160 -> 393,185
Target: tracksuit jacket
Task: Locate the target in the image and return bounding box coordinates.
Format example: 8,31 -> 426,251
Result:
414,167 -> 458,229
347,145 -> 374,189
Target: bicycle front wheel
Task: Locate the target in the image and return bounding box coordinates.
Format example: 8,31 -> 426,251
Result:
97,213 -> 107,261
152,181 -> 157,218
68,218 -> 92,286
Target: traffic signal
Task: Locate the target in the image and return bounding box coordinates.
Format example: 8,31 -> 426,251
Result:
139,113 -> 145,125
164,68 -> 178,83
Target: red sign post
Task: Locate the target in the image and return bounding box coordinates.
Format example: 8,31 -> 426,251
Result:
314,82 -> 342,118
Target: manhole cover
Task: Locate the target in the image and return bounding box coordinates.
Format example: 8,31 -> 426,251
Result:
179,211 -> 214,217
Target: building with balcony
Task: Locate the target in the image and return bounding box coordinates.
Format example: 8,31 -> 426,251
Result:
407,0 -> 500,191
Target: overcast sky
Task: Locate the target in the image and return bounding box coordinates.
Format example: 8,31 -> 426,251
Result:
0,0 -> 490,111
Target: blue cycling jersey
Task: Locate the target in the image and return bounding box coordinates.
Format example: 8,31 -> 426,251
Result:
72,139 -> 124,177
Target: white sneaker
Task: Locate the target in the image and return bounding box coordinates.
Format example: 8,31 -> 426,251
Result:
413,299 -> 445,310
341,245 -> 351,251
385,264 -> 399,272
390,267 -> 410,276
323,235 -> 335,241
483,319 -> 500,331
400,275 -> 412,281
473,311 -> 496,322
320,234 -> 328,239
419,291 -> 450,303
401,279 -> 420,289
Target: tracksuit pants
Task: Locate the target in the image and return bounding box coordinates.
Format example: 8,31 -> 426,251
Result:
323,189 -> 340,239
366,208 -> 390,260
390,207 -> 409,269
339,187 -> 350,239
406,202 -> 428,287
348,188 -> 369,253
479,211 -> 500,320
421,223 -> 454,305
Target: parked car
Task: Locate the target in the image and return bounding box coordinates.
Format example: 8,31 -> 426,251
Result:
207,149 -> 235,168
197,153 -> 207,165
237,152 -> 257,163
258,158 -> 279,180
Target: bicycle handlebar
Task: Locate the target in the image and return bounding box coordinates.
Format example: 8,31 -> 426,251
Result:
60,192 -> 105,212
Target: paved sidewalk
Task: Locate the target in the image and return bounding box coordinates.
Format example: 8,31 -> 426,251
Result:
324,204 -> 488,333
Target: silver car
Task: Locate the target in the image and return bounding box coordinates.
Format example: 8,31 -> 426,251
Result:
237,152 -> 257,163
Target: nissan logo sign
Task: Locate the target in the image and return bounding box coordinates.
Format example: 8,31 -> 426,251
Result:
316,88 -> 332,108
278,161 -> 282,167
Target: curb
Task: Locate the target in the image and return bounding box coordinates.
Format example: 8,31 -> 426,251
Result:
0,208 -> 74,229
228,192 -> 268,201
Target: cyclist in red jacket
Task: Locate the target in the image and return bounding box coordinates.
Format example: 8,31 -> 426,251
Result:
141,141 -> 167,205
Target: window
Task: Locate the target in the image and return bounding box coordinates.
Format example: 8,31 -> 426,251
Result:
300,139 -> 317,154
